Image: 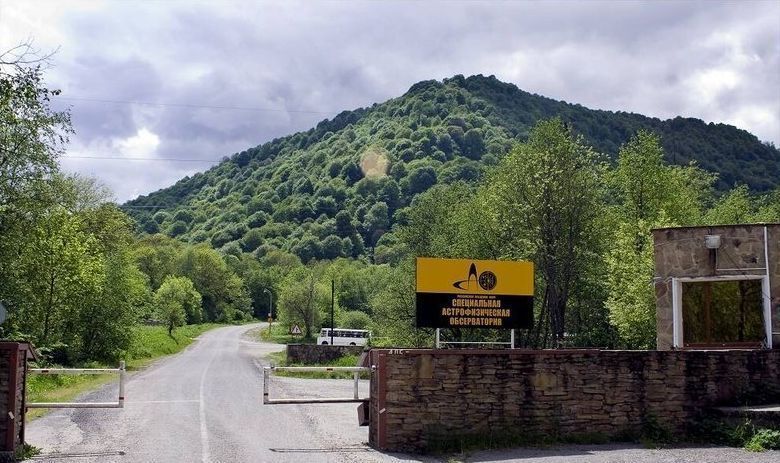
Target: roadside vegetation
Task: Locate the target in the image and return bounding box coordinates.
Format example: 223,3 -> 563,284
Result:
26,323 -> 225,419
3,53 -> 780,365
265,351 -> 367,380
432,416 -> 780,457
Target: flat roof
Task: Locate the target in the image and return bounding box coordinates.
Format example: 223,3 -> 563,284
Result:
652,223 -> 780,232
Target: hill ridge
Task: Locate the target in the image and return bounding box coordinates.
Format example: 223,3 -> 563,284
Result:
125,74 -> 780,260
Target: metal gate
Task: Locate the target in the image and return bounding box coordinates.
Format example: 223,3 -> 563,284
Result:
262,366 -> 370,404
27,361 -> 126,409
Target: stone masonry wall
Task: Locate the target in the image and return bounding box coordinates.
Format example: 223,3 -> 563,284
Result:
286,344 -> 365,364
369,349 -> 780,453
0,353 -> 10,458
652,224 -> 780,350
0,346 -> 26,462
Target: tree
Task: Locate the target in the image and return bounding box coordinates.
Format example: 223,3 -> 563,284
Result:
605,130 -> 714,348
178,245 -> 250,322
484,118 -> 607,347
0,55 -> 74,323
0,61 -> 71,217
277,267 -> 329,339
340,310 -> 372,330
363,202 -> 389,246
154,276 -> 202,334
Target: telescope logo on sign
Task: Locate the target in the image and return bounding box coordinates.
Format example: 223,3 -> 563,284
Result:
416,257 -> 534,329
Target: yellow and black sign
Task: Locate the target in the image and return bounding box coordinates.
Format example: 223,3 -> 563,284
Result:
415,257 -> 534,329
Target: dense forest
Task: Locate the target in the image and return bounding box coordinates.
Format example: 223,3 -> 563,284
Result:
125,75 -> 780,265
2,61 -> 779,365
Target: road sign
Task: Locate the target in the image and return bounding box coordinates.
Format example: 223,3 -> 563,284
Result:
290,324 -> 303,335
416,257 -> 534,329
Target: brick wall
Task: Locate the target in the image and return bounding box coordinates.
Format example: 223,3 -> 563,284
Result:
286,344 -> 365,364
369,349 -> 780,453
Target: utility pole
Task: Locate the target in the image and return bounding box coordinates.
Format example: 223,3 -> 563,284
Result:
330,279 -> 335,345
263,288 -> 273,332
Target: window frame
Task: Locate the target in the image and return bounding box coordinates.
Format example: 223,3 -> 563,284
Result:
671,275 -> 772,349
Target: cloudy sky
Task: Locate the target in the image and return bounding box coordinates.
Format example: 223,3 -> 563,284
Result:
2,0 -> 779,202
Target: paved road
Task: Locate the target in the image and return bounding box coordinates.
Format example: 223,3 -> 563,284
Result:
26,324 -> 779,463
461,444 -> 779,463
27,324 -> 426,463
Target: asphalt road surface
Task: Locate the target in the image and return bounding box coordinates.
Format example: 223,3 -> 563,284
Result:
26,324 -> 426,463
26,324 -> 779,463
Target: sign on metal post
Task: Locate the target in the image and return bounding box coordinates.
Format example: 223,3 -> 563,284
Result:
290,324 -> 302,335
416,257 -> 534,329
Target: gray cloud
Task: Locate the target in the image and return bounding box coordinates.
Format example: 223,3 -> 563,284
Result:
2,0 -> 777,201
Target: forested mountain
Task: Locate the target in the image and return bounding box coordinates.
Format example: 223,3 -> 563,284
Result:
125,74 -> 780,261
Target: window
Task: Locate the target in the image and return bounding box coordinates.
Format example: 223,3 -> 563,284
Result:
672,276 -> 771,349
682,280 -> 764,346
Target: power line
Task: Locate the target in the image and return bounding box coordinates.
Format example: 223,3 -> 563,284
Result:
53,95 -> 335,115
62,155 -> 221,163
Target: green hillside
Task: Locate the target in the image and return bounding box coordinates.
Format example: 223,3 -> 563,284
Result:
125,74 -> 780,261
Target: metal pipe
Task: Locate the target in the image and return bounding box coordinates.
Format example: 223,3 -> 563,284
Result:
330,279 -> 335,345
764,226 -> 773,349
353,371 -> 359,400
716,267 -> 767,272
436,341 -> 512,345
263,367 -> 270,404
435,328 -> 440,349
265,398 -> 368,404
27,402 -> 122,409
511,330 -> 515,349
118,361 -> 126,409
266,366 -> 368,373
29,368 -> 120,375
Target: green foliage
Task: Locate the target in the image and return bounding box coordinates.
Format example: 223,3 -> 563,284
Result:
484,118 -> 608,346
154,276 -> 202,334
277,266 -> 330,339
605,131 -> 715,348
16,443 -> 41,460
125,324 -> 223,363
339,310 -> 372,330
745,428 -> 780,452
124,75 -> 779,261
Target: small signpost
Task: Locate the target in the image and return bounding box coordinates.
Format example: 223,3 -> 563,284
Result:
290,324 -> 303,336
416,257 -> 535,348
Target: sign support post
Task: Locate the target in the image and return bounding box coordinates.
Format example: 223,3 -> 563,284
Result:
435,328 -> 440,349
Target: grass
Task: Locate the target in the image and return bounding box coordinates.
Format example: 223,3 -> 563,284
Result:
124,323 -> 225,369
265,351 -> 368,380
256,324 -> 311,345
26,323 -> 226,419
688,417 -> 780,452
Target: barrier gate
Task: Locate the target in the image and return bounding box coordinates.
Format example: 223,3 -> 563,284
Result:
262,366 -> 370,404
27,361 -> 126,409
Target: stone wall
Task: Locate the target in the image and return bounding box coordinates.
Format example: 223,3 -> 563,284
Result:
369,348 -> 780,453
286,344 -> 365,364
652,224 -> 780,350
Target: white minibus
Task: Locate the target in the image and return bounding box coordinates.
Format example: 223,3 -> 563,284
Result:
317,328 -> 371,346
